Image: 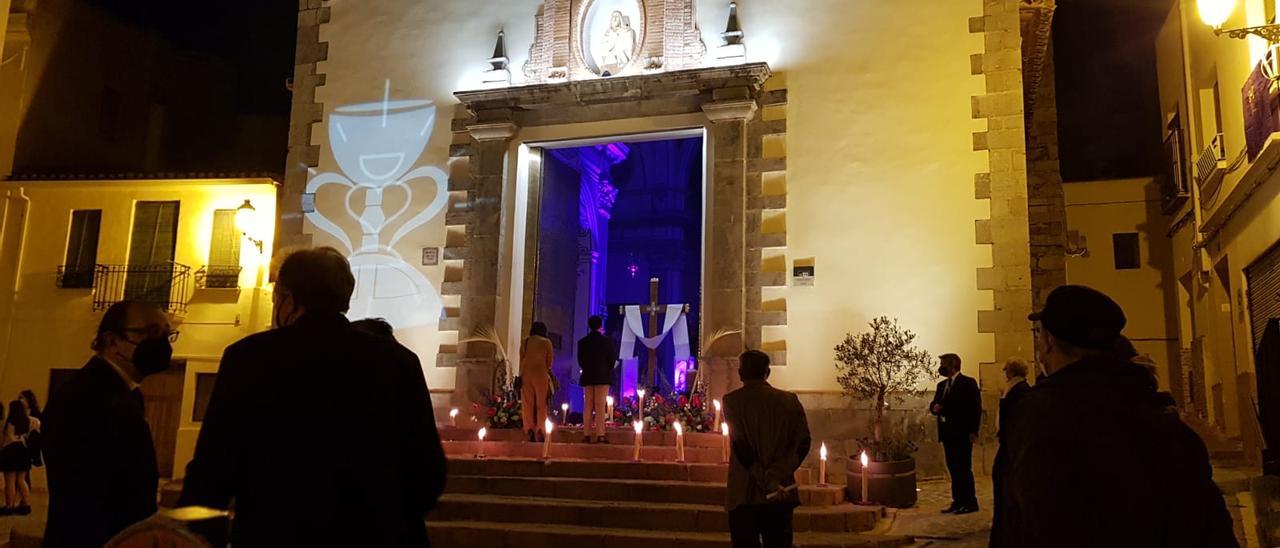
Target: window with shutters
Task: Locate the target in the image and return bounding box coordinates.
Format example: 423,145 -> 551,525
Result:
58,210 -> 102,288
200,209 -> 241,288
124,201 -> 181,304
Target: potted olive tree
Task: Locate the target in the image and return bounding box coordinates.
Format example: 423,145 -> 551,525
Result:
835,316 -> 933,508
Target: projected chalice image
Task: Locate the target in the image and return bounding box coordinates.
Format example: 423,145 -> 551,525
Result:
308,87 -> 448,331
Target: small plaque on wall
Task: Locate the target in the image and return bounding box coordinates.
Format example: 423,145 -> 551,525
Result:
301,193 -> 316,214
421,247 -> 440,266
793,265 -> 815,287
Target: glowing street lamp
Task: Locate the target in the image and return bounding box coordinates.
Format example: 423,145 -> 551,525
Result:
235,199 -> 265,253
1197,0 -> 1280,42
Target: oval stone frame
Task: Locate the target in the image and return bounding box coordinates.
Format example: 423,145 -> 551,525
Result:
577,0 -> 646,77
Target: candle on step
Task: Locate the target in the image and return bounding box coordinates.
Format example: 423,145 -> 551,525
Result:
674,421 -> 685,462
818,442 -> 828,487
720,422 -> 730,463
637,389 -> 646,412
633,421 -> 644,461
477,427 -> 487,459
561,402 -> 569,426
449,408 -> 458,427
712,399 -> 722,431
859,451 -> 870,503
606,395 -> 615,421
543,419 -> 554,459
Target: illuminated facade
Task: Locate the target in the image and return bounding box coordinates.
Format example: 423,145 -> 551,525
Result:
279,0 -> 1059,444
1153,0 -> 1279,469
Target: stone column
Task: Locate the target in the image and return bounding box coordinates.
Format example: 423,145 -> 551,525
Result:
461,121 -> 517,357
702,91 -> 757,399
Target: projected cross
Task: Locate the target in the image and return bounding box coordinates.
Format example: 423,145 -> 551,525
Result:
621,277 -> 688,388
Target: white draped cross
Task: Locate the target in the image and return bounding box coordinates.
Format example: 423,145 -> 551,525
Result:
618,304 -> 692,361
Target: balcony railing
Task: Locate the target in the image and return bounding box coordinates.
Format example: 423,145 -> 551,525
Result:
92,262 -> 192,314
1160,128 -> 1190,213
1196,133 -> 1227,194
195,265 -> 242,289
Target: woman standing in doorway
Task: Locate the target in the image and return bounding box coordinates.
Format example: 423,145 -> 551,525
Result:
1,399 -> 37,515
520,322 -> 554,443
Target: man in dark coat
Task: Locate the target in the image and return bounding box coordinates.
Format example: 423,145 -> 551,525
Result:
179,247 -> 447,546
577,315 -> 615,443
929,353 -> 982,514
44,300 -> 173,547
991,285 -> 1237,547
724,350 -> 811,548
997,358 -> 1031,442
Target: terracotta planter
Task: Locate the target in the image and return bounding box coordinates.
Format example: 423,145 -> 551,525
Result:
846,457 -> 917,508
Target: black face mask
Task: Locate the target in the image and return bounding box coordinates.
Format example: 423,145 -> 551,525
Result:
131,337 -> 173,377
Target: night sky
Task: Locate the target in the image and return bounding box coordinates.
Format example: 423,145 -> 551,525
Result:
1054,0 -> 1174,182
71,0 -> 1170,183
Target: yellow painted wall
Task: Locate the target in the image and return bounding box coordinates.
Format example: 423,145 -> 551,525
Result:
0,178 -> 277,477
1062,179 -> 1180,389
309,0 -> 992,392
1155,0 -> 1280,442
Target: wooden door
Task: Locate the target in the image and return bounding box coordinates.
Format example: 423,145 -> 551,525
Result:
141,360 -> 185,478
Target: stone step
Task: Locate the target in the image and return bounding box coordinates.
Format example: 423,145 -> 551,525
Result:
440,426 -> 728,447
430,494 -> 881,534
428,520 -> 912,548
448,456 -> 814,485
446,475 -> 846,507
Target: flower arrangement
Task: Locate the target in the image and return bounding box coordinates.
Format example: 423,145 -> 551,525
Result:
620,391 -> 716,432
474,390 -> 523,429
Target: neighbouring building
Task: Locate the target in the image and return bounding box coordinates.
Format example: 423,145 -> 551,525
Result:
0,176 -> 277,478
281,0 -> 1059,476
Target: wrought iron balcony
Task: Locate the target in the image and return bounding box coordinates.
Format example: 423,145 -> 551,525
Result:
195,265 -> 242,289
91,262 -> 192,314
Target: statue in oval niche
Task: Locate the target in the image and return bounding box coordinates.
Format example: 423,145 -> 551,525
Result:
598,10 -> 636,74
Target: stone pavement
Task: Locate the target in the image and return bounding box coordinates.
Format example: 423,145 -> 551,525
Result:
877,477 -> 994,548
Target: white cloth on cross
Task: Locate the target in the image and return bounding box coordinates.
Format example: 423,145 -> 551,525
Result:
618,304 -> 692,361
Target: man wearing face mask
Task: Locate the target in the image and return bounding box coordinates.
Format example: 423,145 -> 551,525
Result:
180,247 -> 446,546
990,285 -> 1236,547
43,300 -> 174,548
928,353 -> 982,515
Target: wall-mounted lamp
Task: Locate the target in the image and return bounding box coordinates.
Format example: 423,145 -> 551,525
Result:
1199,0 -> 1280,42
235,199 -> 264,254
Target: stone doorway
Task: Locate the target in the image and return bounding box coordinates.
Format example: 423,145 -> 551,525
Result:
443,63 -> 790,407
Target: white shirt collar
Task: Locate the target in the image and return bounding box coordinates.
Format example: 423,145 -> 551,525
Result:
101,355 -> 141,391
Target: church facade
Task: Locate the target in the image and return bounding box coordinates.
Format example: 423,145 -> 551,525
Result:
281,0 -> 1056,439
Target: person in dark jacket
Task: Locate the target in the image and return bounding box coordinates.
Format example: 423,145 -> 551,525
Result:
929,353 -> 982,514
997,358 -> 1031,442
577,315 -> 615,443
723,350 -> 810,548
991,285 -> 1237,547
43,300 -> 173,547
179,247 -> 447,547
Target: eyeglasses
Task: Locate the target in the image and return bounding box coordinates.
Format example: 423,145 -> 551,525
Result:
121,328 -> 180,343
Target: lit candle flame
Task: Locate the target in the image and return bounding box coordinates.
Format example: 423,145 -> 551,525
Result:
637,388 -> 646,399
606,395 -> 614,406
477,427 -> 486,441
449,408 -> 458,418
860,450 -> 869,467
673,421 -> 683,435
544,418 -> 554,434
561,402 -> 569,412
820,442 -> 827,460
713,399 -> 721,411
721,422 -> 729,436
633,420 -> 643,434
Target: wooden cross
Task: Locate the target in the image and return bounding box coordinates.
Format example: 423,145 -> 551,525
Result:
620,277 -> 689,388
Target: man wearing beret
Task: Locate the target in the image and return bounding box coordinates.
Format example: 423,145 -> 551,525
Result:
990,285 -> 1237,547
